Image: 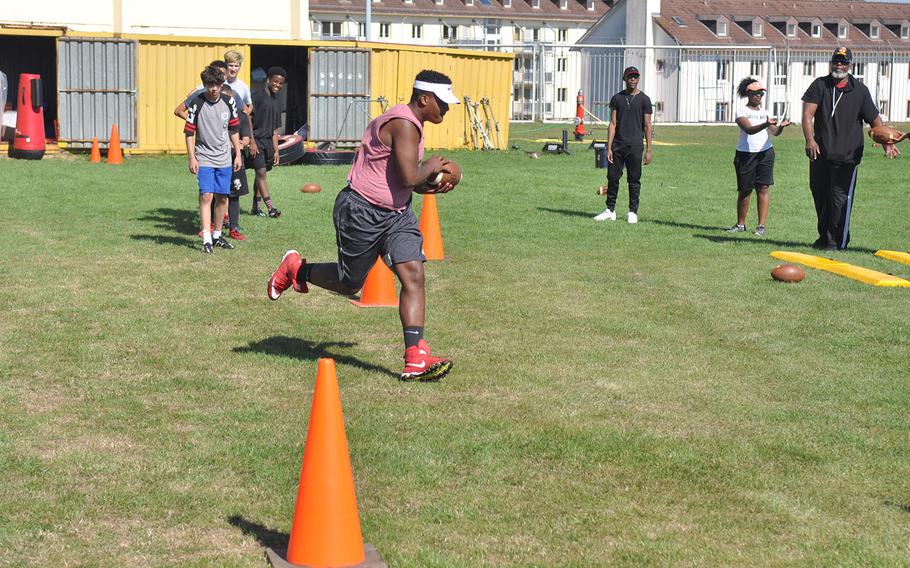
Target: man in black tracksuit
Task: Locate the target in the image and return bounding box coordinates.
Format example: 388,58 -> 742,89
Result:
594,66 -> 653,224
801,47 -> 899,250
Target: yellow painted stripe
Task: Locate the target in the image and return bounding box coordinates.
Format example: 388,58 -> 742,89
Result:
875,250 -> 910,266
770,251 -> 910,288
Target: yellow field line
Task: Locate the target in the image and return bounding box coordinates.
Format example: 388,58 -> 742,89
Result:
874,250 -> 910,266
770,251 -> 910,288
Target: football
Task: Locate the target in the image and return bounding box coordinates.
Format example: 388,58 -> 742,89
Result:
300,182 -> 322,193
596,185 -> 608,195
429,161 -> 463,188
771,263 -> 805,283
868,125 -> 906,145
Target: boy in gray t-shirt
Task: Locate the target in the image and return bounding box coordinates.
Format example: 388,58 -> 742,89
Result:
184,66 -> 242,253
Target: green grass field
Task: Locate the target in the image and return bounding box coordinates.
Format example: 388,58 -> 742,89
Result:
2,123 -> 909,566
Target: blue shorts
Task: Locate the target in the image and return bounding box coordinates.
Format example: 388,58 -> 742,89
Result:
198,166 -> 232,195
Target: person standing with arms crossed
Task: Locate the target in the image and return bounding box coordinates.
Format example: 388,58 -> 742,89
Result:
726,77 -> 789,237
802,47 -> 899,251
266,70 -> 460,381
594,66 -> 653,224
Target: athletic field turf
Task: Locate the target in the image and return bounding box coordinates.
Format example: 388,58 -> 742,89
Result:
2,123 -> 909,566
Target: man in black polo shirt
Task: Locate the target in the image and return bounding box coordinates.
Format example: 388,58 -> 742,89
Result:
247,66 -> 288,218
594,66 -> 653,224
802,47 -> 899,251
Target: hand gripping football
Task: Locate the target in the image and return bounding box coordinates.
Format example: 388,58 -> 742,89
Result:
868,125 -> 907,145
429,161 -> 463,188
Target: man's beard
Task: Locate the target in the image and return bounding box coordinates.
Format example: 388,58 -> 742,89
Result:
831,69 -> 849,79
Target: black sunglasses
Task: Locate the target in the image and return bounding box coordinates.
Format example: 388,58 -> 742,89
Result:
747,89 -> 766,96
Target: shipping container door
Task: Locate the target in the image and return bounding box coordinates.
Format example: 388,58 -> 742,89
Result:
58,37 -> 137,148
308,47 -> 370,145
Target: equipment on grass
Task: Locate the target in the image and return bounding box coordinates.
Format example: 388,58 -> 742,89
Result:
542,130 -> 570,155
278,134 -> 305,165
479,97 -> 504,149
771,264 -> 805,283
868,125 -> 906,146
573,90 -> 587,141
419,194 -> 445,260
429,161 -> 462,188
591,140 -> 609,169
11,73 -> 45,159
107,124 -> 123,164
350,258 -> 398,307
300,182 -> 322,193
874,250 -> 910,265
770,251 -> 910,287
464,96 -> 494,150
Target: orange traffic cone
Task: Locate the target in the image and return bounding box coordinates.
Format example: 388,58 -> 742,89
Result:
89,137 -> 101,163
107,124 -> 123,164
419,194 -> 445,261
350,257 -> 398,308
265,358 -> 386,568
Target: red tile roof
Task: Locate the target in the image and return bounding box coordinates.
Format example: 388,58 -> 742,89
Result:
654,0 -> 910,48
310,0 -> 613,23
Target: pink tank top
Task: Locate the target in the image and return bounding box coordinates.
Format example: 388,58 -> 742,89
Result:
348,104 -> 425,211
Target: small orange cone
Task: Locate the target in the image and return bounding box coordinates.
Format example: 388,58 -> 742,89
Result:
107,124 -> 123,164
265,359 -> 386,568
419,194 -> 445,261
350,257 -> 398,308
89,137 -> 101,163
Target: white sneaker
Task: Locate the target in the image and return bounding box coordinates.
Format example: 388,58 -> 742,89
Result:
627,212 -> 638,224
594,208 -> 616,222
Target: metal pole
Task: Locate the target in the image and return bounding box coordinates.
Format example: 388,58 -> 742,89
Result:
365,0 -> 371,41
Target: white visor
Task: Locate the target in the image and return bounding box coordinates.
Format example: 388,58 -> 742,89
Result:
414,80 -> 461,105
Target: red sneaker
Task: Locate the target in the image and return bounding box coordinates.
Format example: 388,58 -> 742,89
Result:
197,224 -> 216,238
401,339 -> 453,381
228,228 -> 246,241
267,250 -> 307,300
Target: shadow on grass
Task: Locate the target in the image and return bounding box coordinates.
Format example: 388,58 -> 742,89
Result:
647,218 -> 727,232
884,500 -> 910,514
129,234 -> 197,249
694,233 -> 878,254
537,207 -> 594,219
137,207 -> 198,235
234,335 -> 398,378
227,515 -> 288,549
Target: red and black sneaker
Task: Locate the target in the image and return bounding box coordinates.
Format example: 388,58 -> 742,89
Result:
228,228 -> 246,241
401,339 -> 453,381
267,250 -> 307,300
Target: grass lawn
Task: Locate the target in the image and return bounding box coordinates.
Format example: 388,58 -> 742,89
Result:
1,122 -> 909,566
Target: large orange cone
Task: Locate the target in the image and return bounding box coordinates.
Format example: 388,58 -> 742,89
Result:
419,194 -> 445,261
350,257 -> 398,308
265,358 -> 386,568
106,124 -> 123,164
89,137 -> 101,163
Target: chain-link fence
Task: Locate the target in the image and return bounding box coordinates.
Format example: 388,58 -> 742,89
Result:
444,43 -> 910,124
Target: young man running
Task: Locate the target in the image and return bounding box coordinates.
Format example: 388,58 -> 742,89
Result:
267,70 -> 460,381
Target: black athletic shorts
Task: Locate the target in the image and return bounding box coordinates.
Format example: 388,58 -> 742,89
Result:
733,147 -> 775,192
333,187 -> 425,289
230,149 -> 249,197
245,137 -> 275,172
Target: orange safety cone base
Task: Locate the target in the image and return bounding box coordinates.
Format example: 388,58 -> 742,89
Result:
265,544 -> 387,568
350,297 -> 398,308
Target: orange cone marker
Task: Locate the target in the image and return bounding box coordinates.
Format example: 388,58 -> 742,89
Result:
419,194 -> 445,261
350,257 -> 398,308
265,359 -> 386,568
89,137 -> 101,163
107,124 -> 123,164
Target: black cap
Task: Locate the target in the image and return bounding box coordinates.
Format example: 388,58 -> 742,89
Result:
623,66 -> 640,79
831,47 -> 853,63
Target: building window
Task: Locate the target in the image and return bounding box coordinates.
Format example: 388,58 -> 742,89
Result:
902,25 -> 909,39
753,22 -> 763,37
558,28 -> 568,42
656,59 -> 665,71
854,62 -> 865,82
871,24 -> 880,39
804,60 -> 815,76
503,0 -> 511,6
557,58 -> 567,72
717,20 -> 727,36
716,60 -> 730,81
715,102 -> 729,122
531,0 -> 539,8
774,61 -> 788,86
443,25 -> 457,40
838,23 -> 848,39
786,22 -> 796,37
379,23 -> 390,38
532,28 -> 540,41
557,88 -> 567,102
907,100 -> 910,118
412,24 -> 423,39
750,60 -> 762,76
879,100 -> 889,116
811,23 -> 822,37
513,27 -> 521,41
654,101 -> 664,113
773,102 -> 786,117
880,62 -> 890,77
358,22 -> 366,37
321,21 -> 342,37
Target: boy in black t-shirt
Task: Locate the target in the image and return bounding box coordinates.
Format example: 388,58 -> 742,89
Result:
247,66 -> 287,218
594,66 -> 653,224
